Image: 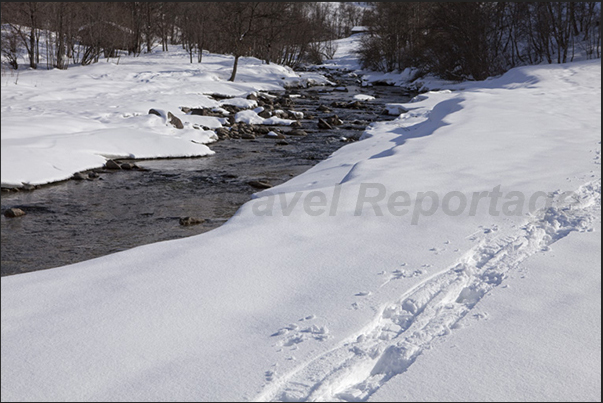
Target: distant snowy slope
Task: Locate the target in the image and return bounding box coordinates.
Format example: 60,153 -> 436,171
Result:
1,58 -> 600,402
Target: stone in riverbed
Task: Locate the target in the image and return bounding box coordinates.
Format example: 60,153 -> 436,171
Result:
179,217 -> 205,226
347,101 -> 364,109
258,110 -> 272,119
215,128 -> 231,139
21,183 -> 36,191
318,118 -> 333,130
288,129 -> 307,137
72,172 -> 88,180
254,126 -> 270,135
265,131 -> 286,140
4,208 -> 26,218
326,115 -> 344,126
248,180 -> 273,189
105,160 -> 122,170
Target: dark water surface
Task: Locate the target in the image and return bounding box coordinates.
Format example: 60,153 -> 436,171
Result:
1,76 -> 412,276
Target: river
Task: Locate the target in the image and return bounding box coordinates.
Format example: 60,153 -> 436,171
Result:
1,72 -> 413,276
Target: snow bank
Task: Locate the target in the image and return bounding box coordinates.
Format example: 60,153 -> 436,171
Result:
0,50 -> 308,187
1,58 -> 600,402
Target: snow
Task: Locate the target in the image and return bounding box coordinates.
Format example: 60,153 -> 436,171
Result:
1,37 -> 601,402
1,50 -> 303,187
318,33 -> 365,72
354,94 -> 376,101
371,222 -> 601,402
234,109 -> 295,126
219,97 -> 258,109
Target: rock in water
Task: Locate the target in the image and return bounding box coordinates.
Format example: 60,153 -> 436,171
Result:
4,208 -> 26,218
288,129 -> 307,137
72,172 -> 88,180
248,180 -> 273,189
318,118 -> 333,130
179,217 -> 204,226
105,160 -> 122,170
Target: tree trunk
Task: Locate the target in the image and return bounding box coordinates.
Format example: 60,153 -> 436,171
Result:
229,54 -> 240,82
29,26 -> 37,69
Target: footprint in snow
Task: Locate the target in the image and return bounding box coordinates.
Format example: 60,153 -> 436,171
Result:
265,371 -> 276,382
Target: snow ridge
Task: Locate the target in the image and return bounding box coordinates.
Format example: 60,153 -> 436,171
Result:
256,179 -> 601,402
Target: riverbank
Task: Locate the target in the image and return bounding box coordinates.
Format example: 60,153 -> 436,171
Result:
1,59 -> 599,402
1,73 -> 411,275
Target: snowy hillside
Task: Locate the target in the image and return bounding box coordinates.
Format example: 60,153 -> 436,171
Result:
1,41 -> 601,401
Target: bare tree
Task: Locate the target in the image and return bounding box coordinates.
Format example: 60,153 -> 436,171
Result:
215,2 -> 263,81
3,2 -> 45,69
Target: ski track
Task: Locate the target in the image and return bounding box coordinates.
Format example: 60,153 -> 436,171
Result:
255,179 -> 601,402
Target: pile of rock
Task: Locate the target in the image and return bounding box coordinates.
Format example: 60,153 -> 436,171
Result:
104,160 -> 143,171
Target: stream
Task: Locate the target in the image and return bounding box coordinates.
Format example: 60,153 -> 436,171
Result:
1,72 -> 413,276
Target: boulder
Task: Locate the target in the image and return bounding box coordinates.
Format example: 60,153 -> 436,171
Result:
179,217 -> 204,226
265,131 -> 286,140
72,172 -> 88,180
254,126 -> 270,135
318,118 -> 333,130
288,129 -> 307,137
167,112 -> 184,129
248,180 -> 273,189
258,110 -> 272,119
105,160 -> 122,170
347,101 -> 364,109
287,110 -> 304,120
326,115 -> 344,126
4,208 -> 26,218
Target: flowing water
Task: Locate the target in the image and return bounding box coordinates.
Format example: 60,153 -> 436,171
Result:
1,74 -> 413,276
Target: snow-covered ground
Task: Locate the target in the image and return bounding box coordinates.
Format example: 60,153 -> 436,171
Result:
1,37 -> 601,402
0,49 -> 330,187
